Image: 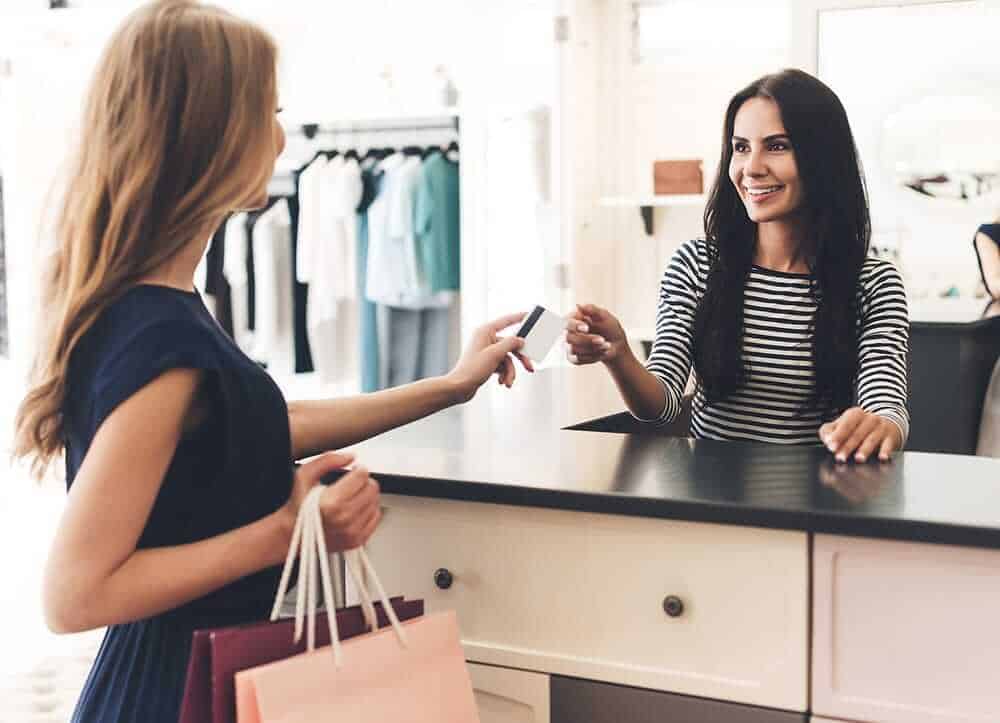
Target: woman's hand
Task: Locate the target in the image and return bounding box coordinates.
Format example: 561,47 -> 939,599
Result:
282,452 -> 382,552
446,312 -> 534,402
819,408 -> 903,463
564,304 -> 628,365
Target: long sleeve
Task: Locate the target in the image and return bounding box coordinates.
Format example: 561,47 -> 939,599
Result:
856,259 -> 910,444
642,240 -> 707,425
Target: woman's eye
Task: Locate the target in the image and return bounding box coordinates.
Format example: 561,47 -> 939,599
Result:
733,142 -> 749,153
276,107 -> 284,115
769,142 -> 789,151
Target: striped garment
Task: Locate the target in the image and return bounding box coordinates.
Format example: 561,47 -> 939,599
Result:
643,239 -> 910,445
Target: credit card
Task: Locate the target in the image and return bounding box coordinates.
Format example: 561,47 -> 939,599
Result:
516,305 -> 565,361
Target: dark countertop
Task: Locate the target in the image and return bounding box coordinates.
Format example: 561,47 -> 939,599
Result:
908,299 -> 1000,331
346,367 -> 1000,549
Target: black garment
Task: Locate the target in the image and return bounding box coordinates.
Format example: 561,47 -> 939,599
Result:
245,213 -> 256,332
64,285 -> 293,723
287,177 -> 314,373
975,223 -> 1000,298
204,221 -> 233,337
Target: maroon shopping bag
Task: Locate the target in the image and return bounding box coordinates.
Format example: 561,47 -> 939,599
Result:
177,597 -> 424,723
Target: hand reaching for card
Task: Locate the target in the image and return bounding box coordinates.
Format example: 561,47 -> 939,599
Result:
446,313 -> 535,403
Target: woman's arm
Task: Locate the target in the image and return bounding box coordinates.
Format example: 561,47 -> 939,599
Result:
566,242 -> 702,424
288,314 -> 529,459
45,369 -> 286,633
43,370 -> 372,634
821,262 -> 910,462
976,231 -> 1000,299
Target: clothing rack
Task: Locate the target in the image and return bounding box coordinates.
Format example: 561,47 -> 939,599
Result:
295,115 -> 460,139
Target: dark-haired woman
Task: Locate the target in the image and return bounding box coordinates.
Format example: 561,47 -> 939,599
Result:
567,69 -> 909,463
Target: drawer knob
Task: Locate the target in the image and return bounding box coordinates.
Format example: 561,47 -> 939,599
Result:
434,568 -> 454,590
662,595 -> 684,618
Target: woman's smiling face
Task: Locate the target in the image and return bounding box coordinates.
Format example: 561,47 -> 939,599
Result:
729,96 -> 804,224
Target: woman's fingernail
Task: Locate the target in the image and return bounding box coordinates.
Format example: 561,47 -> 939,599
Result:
836,453 -> 847,463
855,454 -> 865,462
577,323 -> 589,332
568,354 -> 579,364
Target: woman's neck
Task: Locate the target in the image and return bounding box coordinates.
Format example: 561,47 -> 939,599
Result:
137,221 -> 222,292
753,218 -> 809,274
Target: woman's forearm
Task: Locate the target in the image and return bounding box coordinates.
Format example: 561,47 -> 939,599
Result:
288,376 -> 464,459
45,509 -> 292,634
605,346 -> 670,421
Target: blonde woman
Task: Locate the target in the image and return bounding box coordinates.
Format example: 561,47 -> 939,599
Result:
12,2 -> 530,721
974,217 -> 1000,299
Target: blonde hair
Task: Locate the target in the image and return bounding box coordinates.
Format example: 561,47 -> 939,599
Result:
14,0 -> 279,477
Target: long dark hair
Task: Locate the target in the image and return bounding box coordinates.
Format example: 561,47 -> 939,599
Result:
692,69 -> 870,415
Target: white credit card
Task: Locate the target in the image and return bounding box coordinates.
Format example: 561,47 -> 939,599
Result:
516,306 -> 565,361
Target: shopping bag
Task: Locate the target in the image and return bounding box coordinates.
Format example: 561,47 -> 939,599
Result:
234,486 -> 480,722
178,597 -> 424,723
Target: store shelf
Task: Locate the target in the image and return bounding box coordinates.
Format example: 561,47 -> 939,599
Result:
599,194 -> 705,207
599,195 -> 706,235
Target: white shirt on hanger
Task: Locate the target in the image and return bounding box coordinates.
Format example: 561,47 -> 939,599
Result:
253,199 -> 295,377
307,156 -> 364,385
295,155 -> 328,286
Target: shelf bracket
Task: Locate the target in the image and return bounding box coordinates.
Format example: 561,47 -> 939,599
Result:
639,205 -> 654,236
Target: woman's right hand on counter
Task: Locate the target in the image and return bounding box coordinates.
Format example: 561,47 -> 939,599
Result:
282,452 -> 382,552
565,304 -> 629,365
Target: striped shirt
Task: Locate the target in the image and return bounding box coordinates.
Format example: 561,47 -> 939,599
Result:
643,239 -> 910,445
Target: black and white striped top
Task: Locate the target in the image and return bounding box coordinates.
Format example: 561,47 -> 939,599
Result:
644,239 -> 910,445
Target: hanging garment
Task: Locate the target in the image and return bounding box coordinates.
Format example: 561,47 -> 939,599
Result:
287,177 -> 314,374
252,199 -> 295,376
381,305 -> 452,388
366,155 -> 452,310
357,165 -> 384,393
224,212 -> 253,353
245,213 -> 256,332
414,152 -> 461,293
301,156 -> 364,386
203,222 -> 233,337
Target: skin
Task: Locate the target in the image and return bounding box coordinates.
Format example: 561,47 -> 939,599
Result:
43,87 -> 533,634
565,97 -> 902,463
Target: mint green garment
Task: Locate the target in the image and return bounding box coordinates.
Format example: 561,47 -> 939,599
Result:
414,153 -> 461,292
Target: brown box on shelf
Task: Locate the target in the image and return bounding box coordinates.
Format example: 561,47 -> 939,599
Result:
653,160 -> 703,195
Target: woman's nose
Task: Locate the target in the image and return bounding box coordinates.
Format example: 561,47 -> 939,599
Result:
746,148 -> 767,177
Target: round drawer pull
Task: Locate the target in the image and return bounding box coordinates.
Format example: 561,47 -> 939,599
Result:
434,568 -> 454,590
662,595 -> 684,618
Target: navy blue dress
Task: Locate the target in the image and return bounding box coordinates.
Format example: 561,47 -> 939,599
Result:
63,285 -> 294,723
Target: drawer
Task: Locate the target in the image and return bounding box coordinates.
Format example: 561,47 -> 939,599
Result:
813,534 -> 1000,722
468,663 -> 549,723
362,494 -> 808,710
551,675 -> 806,723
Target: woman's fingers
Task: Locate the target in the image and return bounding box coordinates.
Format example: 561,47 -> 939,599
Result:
878,433 -> 897,462
853,428 -> 883,463
565,331 -> 609,352
513,350 -> 535,373
834,415 -> 879,462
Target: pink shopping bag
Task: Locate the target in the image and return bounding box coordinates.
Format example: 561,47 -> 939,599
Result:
235,486 -> 480,723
